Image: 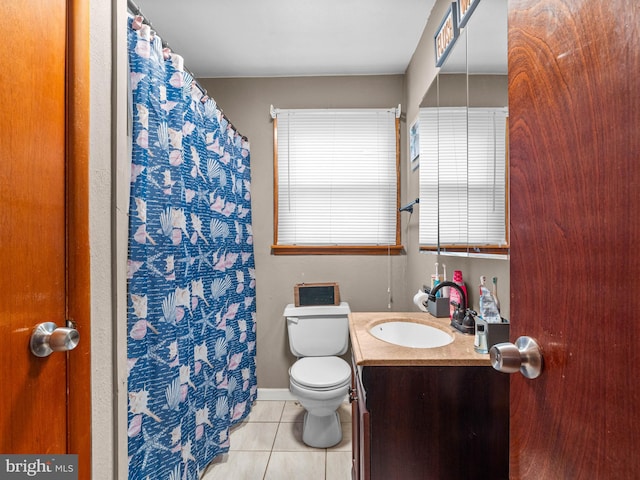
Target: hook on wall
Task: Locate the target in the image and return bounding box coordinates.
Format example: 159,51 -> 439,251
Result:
399,198 -> 420,214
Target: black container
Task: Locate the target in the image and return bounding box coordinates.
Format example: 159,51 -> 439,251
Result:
427,297 -> 450,318
474,317 -> 510,353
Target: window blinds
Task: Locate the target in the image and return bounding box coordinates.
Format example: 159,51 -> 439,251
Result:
419,107 -> 508,248
467,108 -> 508,246
275,108 -> 398,246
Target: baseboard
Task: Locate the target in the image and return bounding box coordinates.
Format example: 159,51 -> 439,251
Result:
257,388 -> 296,401
256,388 -> 349,403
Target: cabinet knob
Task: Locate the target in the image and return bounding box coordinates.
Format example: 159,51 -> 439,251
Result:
348,387 -> 358,403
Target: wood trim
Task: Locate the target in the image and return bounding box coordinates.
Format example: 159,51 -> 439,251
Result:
272,245 -> 405,255
66,0 -> 92,478
272,117 -> 279,245
420,246 -> 509,255
395,117 -> 401,246
504,117 -> 510,249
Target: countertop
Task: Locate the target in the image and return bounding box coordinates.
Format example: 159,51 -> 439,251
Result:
349,311 -> 491,366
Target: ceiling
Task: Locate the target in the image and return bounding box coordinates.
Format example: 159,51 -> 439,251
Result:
132,0 -> 437,78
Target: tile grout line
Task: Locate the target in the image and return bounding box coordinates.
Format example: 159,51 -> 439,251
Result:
261,400 -> 286,479
211,400 -> 351,479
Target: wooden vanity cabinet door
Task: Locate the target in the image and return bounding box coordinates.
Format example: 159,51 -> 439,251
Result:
361,365 -> 509,480
357,380 -> 370,479
351,370 -> 359,479
352,359 -> 371,480
364,366 -> 436,479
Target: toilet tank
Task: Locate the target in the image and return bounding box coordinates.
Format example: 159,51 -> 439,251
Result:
284,302 -> 351,357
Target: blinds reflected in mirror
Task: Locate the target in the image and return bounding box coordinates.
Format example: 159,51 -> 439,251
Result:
419,107 -> 508,249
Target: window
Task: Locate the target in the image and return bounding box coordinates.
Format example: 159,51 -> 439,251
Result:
419,106 -> 508,251
272,107 -> 401,255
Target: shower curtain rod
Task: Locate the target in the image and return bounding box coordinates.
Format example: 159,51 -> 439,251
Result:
127,0 -> 248,142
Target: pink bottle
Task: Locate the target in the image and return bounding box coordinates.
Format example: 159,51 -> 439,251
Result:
449,270 -> 468,319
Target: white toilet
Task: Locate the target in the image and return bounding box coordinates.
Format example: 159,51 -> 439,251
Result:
284,302 -> 352,448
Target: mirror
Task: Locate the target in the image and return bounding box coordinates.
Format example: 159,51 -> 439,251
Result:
419,0 -> 508,256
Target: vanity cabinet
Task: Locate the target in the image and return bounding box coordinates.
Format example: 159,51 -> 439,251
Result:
351,357 -> 509,480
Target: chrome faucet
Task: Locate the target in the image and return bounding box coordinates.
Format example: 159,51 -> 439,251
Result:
428,281 -> 476,335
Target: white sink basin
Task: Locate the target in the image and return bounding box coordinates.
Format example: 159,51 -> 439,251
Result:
369,321 -> 453,348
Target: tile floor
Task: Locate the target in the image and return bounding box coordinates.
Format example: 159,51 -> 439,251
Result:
201,400 -> 353,480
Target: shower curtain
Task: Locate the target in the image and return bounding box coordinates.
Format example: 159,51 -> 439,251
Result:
126,17 -> 257,480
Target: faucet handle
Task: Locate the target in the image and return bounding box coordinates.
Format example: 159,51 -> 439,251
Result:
452,307 -> 465,325
463,309 -> 477,328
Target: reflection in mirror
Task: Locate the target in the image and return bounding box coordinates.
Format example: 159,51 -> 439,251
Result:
466,0 -> 508,255
419,25 -> 467,253
418,0 -> 508,257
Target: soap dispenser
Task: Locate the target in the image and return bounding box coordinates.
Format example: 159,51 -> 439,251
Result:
474,318 -> 489,353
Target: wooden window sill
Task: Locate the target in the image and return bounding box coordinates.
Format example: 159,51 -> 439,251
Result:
420,246 -> 509,255
272,245 -> 405,255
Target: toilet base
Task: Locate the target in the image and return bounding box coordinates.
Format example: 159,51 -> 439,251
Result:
302,411 -> 342,448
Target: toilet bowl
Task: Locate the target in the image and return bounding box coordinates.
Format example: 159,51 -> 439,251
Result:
289,356 -> 351,448
284,302 -> 351,448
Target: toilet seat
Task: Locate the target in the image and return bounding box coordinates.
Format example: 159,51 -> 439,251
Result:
290,356 -> 351,390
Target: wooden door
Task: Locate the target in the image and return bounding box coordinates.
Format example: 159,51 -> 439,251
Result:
0,0 -> 91,477
508,0 -> 640,477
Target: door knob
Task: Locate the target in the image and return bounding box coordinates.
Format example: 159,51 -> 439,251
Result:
30,322 -> 80,357
489,336 -> 543,379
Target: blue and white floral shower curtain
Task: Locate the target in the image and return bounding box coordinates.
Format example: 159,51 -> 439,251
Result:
126,17 -> 257,480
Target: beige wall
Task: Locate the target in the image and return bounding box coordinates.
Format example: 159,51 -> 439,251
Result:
198,76 -> 409,388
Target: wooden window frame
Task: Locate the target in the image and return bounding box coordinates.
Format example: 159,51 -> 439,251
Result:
272,115 -> 403,256
419,112 -> 510,255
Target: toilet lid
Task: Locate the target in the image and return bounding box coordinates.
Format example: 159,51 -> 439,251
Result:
290,357 -> 351,389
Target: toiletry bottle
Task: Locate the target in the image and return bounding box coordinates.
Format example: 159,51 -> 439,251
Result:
449,270 -> 467,319
431,262 -> 443,297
